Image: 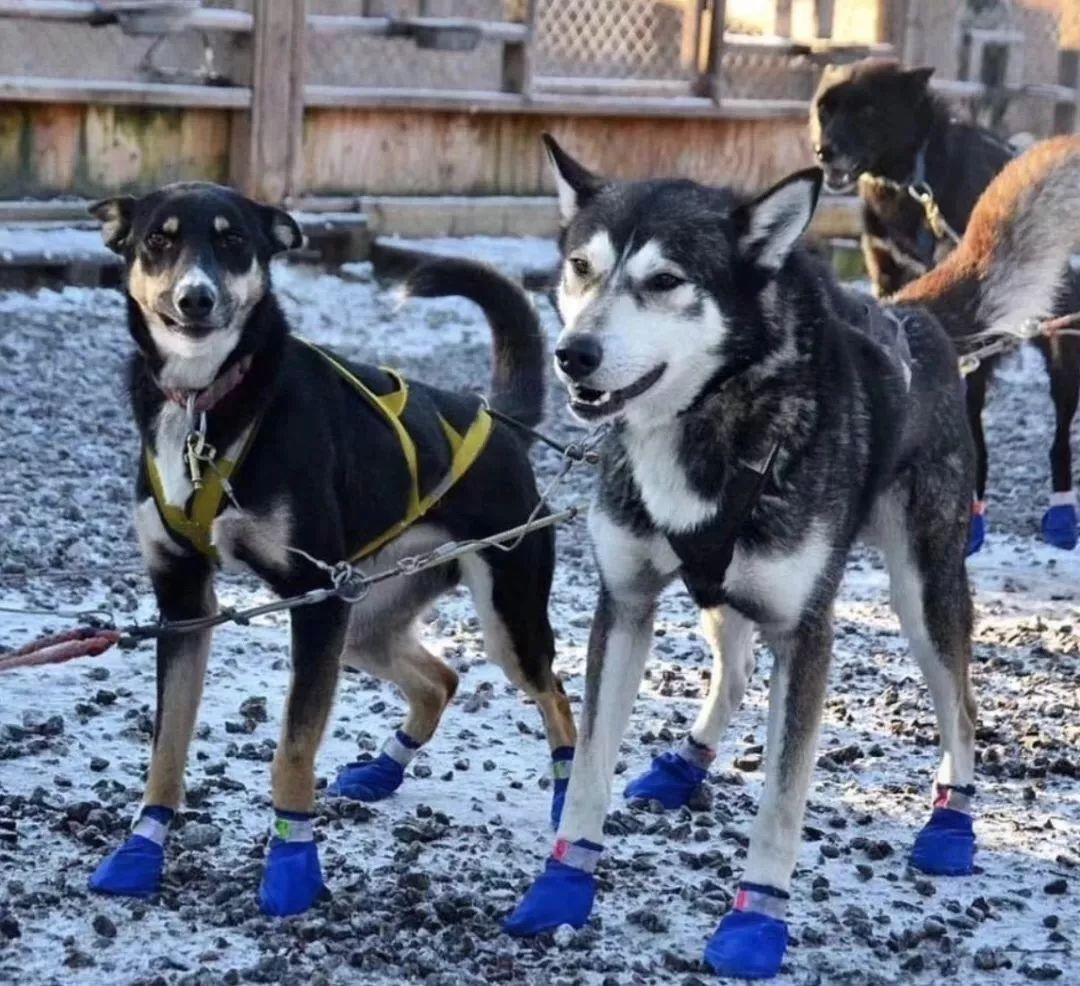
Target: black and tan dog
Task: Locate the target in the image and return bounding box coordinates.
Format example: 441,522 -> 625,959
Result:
85,182 -> 575,915
810,58 -> 1080,552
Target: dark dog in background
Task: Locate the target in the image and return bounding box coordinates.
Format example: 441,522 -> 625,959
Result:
85,182 -> 576,917
810,58 -> 1080,552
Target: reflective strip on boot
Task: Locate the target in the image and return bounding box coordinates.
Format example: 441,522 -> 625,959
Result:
382,729 -> 421,766
271,815 -> 315,843
679,735 -> 717,770
733,882 -> 789,920
933,783 -> 975,814
131,814 -> 169,846
552,838 -> 602,873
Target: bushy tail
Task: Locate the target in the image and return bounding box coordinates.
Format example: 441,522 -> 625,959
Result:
896,135 -> 1080,341
405,257 -> 545,429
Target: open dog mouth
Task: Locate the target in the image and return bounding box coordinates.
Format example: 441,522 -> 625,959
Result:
156,309 -> 220,338
822,164 -> 862,193
567,363 -> 666,420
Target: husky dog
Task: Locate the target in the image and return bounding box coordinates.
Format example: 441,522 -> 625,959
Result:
810,58 -> 1080,552
503,136 -> 1080,978
86,183 -> 575,916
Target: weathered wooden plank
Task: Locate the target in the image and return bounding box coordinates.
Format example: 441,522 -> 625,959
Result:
28,102 -> 80,193
302,108 -> 814,197
247,0 -> 306,203
0,76 -> 251,108
306,14 -> 527,43
303,85 -> 809,119
0,0 -> 251,31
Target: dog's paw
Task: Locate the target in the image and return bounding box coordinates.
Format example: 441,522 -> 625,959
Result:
966,506 -> 987,556
1042,504 -> 1078,551
704,910 -> 789,980
327,753 -> 404,802
910,807 -> 975,876
88,835 -> 165,897
503,858 -> 597,936
259,839 -> 328,917
550,747 -> 574,830
624,751 -> 707,809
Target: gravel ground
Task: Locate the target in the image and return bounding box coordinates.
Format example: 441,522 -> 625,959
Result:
0,239 -> 1077,986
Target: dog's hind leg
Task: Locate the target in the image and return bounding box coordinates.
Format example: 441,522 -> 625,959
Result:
330,627 -> 459,802
459,538 -> 577,829
703,616 -> 833,979
881,496 -> 977,876
504,510 -> 672,937
964,366 -> 990,554
624,606 -> 756,810
89,554 -> 215,899
1040,336 -> 1080,549
260,596 -> 348,917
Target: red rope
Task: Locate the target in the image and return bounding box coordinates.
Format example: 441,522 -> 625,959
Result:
0,627 -> 122,673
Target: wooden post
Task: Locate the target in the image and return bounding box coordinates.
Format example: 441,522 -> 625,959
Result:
247,0 -> 306,204
875,0 -> 909,47
774,0 -> 793,39
501,0 -> 536,96
700,0 -> 727,103
814,0 -> 835,40
1054,49 -> 1079,135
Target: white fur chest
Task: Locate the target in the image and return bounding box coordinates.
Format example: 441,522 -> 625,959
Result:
153,402 -> 195,507
622,422 -> 719,534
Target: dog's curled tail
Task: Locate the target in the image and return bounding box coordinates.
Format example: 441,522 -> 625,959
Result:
896,135 -> 1080,340
405,257 -> 545,429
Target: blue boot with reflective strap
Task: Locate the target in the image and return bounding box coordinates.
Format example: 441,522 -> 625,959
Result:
259,810 -> 327,917
89,805 -> 172,897
1042,496 -> 1078,551
967,501 -> 987,556
911,784 -> 976,876
328,729 -> 419,802
550,746 -> 574,829
704,883 -> 790,980
503,838 -> 600,935
624,736 -> 714,809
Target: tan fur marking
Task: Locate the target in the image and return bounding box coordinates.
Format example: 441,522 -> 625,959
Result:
272,671 -> 340,812
162,216 -> 179,235
144,588 -> 215,807
214,215 -> 230,233
342,637 -> 459,745
536,680 -> 578,751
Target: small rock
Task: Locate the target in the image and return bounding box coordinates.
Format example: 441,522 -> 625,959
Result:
1019,963 -> 1061,981
89,757 -> 109,772
178,823 -> 222,850
0,914 -> 21,939
1043,878 -> 1067,895
92,914 -> 117,939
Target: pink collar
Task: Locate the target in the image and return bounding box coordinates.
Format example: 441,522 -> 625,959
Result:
161,355 -> 253,413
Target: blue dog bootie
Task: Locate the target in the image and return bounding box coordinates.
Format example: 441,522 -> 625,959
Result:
910,784 -> 976,876
328,729 -> 420,801
88,805 -> 173,897
704,883 -> 790,979
259,810 -> 328,917
550,746 -> 574,830
624,736 -> 713,809
503,838 -> 600,936
967,501 -> 987,556
1042,493 -> 1078,550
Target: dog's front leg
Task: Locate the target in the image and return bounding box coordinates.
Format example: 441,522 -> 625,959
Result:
624,606 -> 756,809
504,511 -> 669,936
89,555 -> 216,898
704,616 -> 833,979
259,596 -> 348,917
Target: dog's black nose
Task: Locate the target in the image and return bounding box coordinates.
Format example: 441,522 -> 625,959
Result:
556,336 -> 603,380
177,284 -> 215,320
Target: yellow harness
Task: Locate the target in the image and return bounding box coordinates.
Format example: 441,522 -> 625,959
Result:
146,341 -> 492,564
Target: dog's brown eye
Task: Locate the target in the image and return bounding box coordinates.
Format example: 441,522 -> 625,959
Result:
145,232 -> 169,251
221,233 -> 245,250
647,272 -> 684,292
569,256 -> 591,279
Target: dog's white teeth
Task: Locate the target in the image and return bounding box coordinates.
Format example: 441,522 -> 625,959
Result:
596,392 -> 612,405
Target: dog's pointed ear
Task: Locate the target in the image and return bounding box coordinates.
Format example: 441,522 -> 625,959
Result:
542,133 -> 602,224
735,168 -> 822,271
903,66 -> 934,90
89,196 -> 136,253
260,205 -> 304,254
